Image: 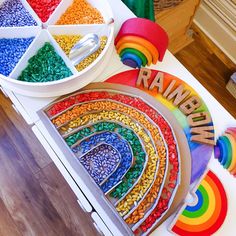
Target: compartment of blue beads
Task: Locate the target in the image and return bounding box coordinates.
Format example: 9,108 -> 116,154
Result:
0,0 -> 41,77
0,27 -> 40,77
0,37 -> 33,76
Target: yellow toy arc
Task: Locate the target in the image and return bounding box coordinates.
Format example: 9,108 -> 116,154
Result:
116,36 -> 159,64
117,42 -> 152,66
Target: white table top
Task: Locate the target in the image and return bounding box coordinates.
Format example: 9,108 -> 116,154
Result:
2,1 -> 235,128
1,1 -> 236,235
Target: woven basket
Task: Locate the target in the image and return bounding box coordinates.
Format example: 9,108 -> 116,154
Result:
154,0 -> 184,10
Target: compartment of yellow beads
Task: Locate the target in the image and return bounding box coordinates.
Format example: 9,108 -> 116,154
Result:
55,35 -> 107,71
48,25 -> 109,72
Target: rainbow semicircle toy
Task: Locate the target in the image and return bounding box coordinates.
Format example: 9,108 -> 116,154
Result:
170,170 -> 228,236
117,42 -> 153,66
120,48 -> 147,66
116,35 -> 160,63
214,127 -> 236,176
115,18 -> 168,68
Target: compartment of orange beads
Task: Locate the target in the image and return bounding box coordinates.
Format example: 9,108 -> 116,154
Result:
56,0 -> 104,25
47,0 -> 106,25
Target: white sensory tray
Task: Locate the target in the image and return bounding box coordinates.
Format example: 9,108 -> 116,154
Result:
0,0 -> 114,97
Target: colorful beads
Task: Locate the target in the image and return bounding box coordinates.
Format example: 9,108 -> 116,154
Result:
52,97 -> 168,216
18,42 -> 72,82
0,0 -> 108,84
109,127 -> 146,198
66,126 -> 93,146
42,86 -> 181,233
65,110 -> 155,196
65,122 -> 146,199
0,0 -> 37,27
0,37 -> 34,76
58,106 -> 163,213
114,18 -> 169,68
79,143 -> 121,185
170,170 -> 228,236
56,0 -> 104,25
215,127 -> 236,176
73,131 -> 133,192
53,35 -> 83,56
125,155 -> 166,225
54,35 -> 108,71
27,0 -> 61,22
137,137 -> 179,232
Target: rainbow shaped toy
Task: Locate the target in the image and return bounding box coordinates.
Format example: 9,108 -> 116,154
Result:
214,127 -> 236,176
115,18 -> 169,68
170,170 -> 227,236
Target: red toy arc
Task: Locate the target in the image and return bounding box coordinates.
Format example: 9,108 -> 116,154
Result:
115,18 -> 169,61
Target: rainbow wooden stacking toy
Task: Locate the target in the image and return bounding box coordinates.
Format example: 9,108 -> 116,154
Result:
170,170 -> 228,236
115,18 -> 169,68
214,127 -> 236,176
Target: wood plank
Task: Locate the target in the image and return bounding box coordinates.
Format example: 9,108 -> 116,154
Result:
0,198 -> 22,236
176,37 -> 236,118
0,93 -> 51,174
169,34 -> 194,54
191,24 -> 236,71
155,0 -> 199,19
0,124 -> 74,235
35,164 -> 100,236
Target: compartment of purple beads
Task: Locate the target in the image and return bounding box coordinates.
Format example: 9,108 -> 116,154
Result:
73,131 -> 133,192
80,143 -> 121,185
0,0 -> 37,27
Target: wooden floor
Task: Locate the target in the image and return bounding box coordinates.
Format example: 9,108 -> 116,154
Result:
175,25 -> 236,118
0,26 -> 235,236
0,93 -> 99,235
